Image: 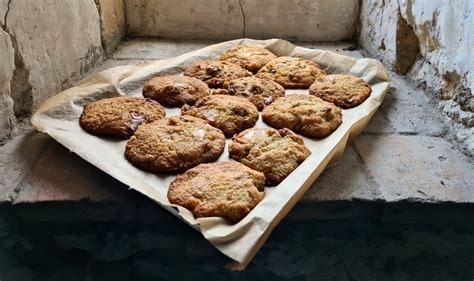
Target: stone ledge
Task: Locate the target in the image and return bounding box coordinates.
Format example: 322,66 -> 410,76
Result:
1,39 -> 472,213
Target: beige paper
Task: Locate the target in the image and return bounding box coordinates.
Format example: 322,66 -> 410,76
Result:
31,39 -> 390,270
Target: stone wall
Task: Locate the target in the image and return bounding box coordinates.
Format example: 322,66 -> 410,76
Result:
96,0 -> 127,55
125,0 -> 359,41
0,0 -> 126,143
359,0 -> 473,152
2,0 -> 472,151
0,0 -> 15,142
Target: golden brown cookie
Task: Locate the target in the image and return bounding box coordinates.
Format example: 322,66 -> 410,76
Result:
125,116 -> 225,173
79,96 -> 165,138
219,45 -> 277,73
229,128 -> 311,185
142,75 -> 210,107
262,94 -> 342,138
226,77 -> 285,111
181,95 -> 259,137
167,160 -> 265,223
256,56 -> 326,89
183,60 -> 251,89
309,74 -> 372,108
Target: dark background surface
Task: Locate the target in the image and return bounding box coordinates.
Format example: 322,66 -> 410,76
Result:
1,200 -> 473,281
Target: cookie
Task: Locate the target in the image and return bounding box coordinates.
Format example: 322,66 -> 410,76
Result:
167,160 -> 265,223
261,94 -> 342,138
142,75 -> 210,107
210,88 -> 228,95
183,60 -> 251,89
181,95 -> 259,137
309,74 -> 372,108
226,77 -> 285,111
256,56 -> 326,89
219,45 -> 277,73
229,128 -> 311,185
125,116 -> 225,173
79,96 -> 165,138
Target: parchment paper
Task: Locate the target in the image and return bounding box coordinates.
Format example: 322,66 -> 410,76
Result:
31,39 -> 390,270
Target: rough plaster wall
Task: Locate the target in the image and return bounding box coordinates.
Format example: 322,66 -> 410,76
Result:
359,0 -> 398,66
239,0 -> 358,41
125,0 -> 359,41
399,0 -> 473,126
5,0 -> 104,115
0,0 -> 126,144
359,0 -> 473,153
125,0 -> 243,40
96,0 -> 127,54
0,0 -> 15,141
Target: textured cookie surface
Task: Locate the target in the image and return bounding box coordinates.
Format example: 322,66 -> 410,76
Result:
256,56 -> 326,89
219,45 -> 277,73
184,60 -> 251,89
142,75 -> 210,107
167,161 -> 265,223
226,76 -> 285,110
262,94 -> 342,138
309,74 -> 372,108
125,116 -> 225,173
229,128 -> 311,185
79,96 -> 165,138
181,95 -> 259,137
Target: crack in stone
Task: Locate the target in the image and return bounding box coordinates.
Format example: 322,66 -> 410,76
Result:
0,0 -> 16,141
2,0 -> 12,30
93,0 -> 108,55
1,0 -> 34,119
238,0 -> 246,38
9,34 -> 34,118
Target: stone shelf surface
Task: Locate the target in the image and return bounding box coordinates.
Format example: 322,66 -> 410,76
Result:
1,39 -> 473,210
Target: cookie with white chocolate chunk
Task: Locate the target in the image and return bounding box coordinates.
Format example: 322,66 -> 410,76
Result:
184,60 -> 251,89
79,96 -> 165,138
229,127 -> 310,185
125,116 -> 225,173
167,160 -> 265,223
181,95 -> 259,137
262,94 -> 342,138
143,75 -> 210,107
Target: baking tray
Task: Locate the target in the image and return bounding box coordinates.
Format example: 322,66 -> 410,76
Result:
32,39 -> 390,269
